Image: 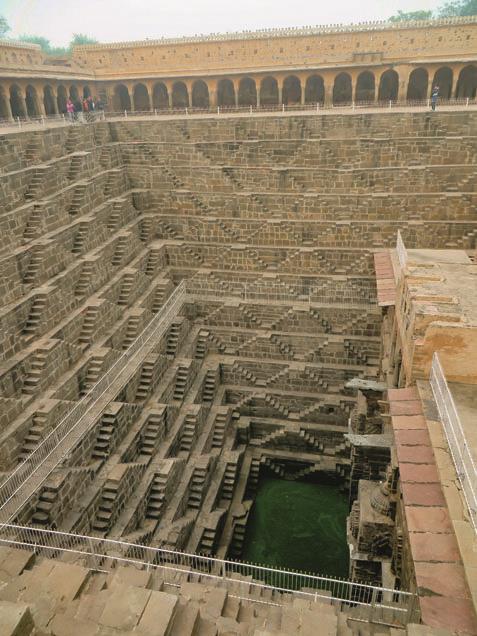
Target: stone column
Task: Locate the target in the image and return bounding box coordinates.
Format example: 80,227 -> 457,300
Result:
323,79 -> 333,107
256,86 -> 261,108
209,82 -> 218,109
2,90 -> 13,119
51,88 -> 59,114
450,67 -> 461,98
18,89 -> 28,118
128,85 -> 136,112
231,79 -> 239,107
278,79 -> 283,105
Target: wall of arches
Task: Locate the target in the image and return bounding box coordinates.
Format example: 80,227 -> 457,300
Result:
0,63 -> 476,120
103,64 -> 477,113
0,79 -> 99,119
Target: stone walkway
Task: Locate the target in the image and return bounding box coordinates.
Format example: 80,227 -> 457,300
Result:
1,102 -> 476,135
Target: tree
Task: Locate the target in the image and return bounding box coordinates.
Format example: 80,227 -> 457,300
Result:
438,0 -> 477,15
71,33 -> 98,46
389,10 -> 433,21
17,34 -> 68,56
0,15 -> 10,38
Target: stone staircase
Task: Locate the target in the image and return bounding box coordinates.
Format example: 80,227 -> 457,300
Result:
0,545 -> 407,635
17,413 -> 48,463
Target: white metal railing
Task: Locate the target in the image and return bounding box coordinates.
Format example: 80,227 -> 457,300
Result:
0,97 -> 476,132
0,282 -> 186,524
396,230 -> 408,272
0,524 -> 417,627
0,111 -> 105,131
429,353 -> 477,534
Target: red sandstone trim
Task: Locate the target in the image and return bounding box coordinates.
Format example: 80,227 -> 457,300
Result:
389,387 -> 477,634
374,252 -> 396,307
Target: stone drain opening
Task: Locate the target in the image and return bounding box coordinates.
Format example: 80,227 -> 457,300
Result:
242,470 -> 349,579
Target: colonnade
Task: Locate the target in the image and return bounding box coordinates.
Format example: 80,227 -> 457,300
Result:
0,80 -> 94,119
0,63 -> 476,119
109,64 -> 477,112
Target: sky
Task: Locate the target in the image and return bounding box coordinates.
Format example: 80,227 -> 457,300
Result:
1,0 -> 443,46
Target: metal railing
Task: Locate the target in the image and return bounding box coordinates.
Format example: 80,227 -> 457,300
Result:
0,97 -> 476,132
0,282 -> 186,524
396,230 -> 408,272
429,353 -> 477,534
0,524 -> 417,627
0,111 -> 105,131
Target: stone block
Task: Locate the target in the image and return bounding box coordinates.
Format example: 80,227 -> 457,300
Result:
0,601 -> 34,636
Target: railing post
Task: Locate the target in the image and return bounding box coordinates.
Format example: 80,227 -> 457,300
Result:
466,97 -> 470,107
17,117 -> 21,129
185,107 -> 188,115
217,106 -> 220,115
124,110 -> 127,118
154,108 -> 157,116
389,100 -> 392,109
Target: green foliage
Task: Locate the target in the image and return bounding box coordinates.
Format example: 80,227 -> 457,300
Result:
16,34 -> 67,56
0,15 -> 98,55
0,15 -> 10,38
388,9 -> 433,21
438,0 -> 477,15
71,33 -> 98,46
389,0 -> 477,21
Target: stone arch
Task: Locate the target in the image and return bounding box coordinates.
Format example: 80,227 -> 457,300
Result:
217,79 -> 235,107
333,73 -> 352,104
152,82 -> 168,109
133,83 -> 150,111
304,75 -> 324,104
432,67 -> 453,99
69,85 -> 80,103
378,70 -> 399,101
10,84 -> 26,118
172,81 -> 189,108
456,65 -> 477,99
192,80 -> 209,108
25,85 -> 40,117
355,71 -> 375,102
260,76 -> 279,105
238,77 -> 257,107
57,85 -> 67,113
0,85 -> 11,119
83,85 -> 92,98
43,85 -> 56,115
282,75 -> 301,105
113,84 -> 132,111
406,68 -> 428,101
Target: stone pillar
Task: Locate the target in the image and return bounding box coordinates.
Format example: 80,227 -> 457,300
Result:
36,91 -> 46,117
233,79 -> 240,107
323,80 -> 333,107
209,86 -> 218,109
18,89 -> 28,118
129,85 -> 136,112
2,91 -> 13,120
427,76 -> 434,100
51,89 -> 59,114
256,86 -> 261,108
278,80 -> 283,105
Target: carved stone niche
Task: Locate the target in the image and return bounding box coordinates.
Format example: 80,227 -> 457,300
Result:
353,479 -> 394,557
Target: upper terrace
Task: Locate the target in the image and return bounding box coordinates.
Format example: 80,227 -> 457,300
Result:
0,16 -> 476,119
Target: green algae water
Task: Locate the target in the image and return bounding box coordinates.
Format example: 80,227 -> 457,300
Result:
242,475 -> 349,578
